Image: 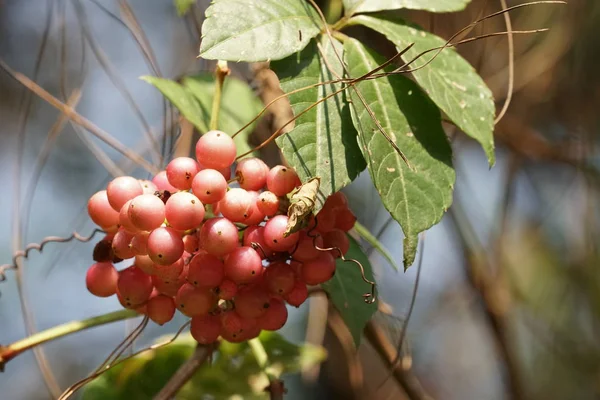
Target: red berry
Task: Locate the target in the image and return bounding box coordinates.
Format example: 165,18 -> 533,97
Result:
191,314 -> 221,344
147,295 -> 176,325
86,262 -> 118,297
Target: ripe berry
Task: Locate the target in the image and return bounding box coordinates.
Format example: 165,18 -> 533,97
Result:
166,157 -> 201,190
191,314 -> 221,344
199,218 -> 239,257
242,226 -> 273,259
322,229 -> 350,257
187,251 -> 224,288
117,266 -> 153,306
119,200 -> 140,233
107,176 -> 143,211
195,130 -> 236,170
219,188 -> 254,223
292,231 -> 324,262
266,165 -> 300,196
243,191 -> 265,226
284,280 -> 309,307
134,254 -> 156,275
152,170 -> 178,193
175,283 -> 216,317
191,169 -> 228,204
153,255 -> 185,281
147,295 -> 176,325
300,252 -> 336,285
139,179 -> 158,195
264,262 -> 296,296
216,279 -> 237,300
235,157 -> 268,191
224,246 -> 263,284
128,194 -> 166,231
130,231 -> 150,255
234,286 -> 270,319
335,208 -> 357,231
183,233 -> 200,253
86,262 -> 118,297
165,192 -> 205,231
147,227 -> 185,266
88,190 -> 120,228
111,229 -> 135,260
256,191 -> 279,217
263,215 -> 300,252
257,298 -> 288,331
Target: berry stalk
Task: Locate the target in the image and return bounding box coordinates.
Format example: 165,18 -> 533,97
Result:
248,337 -> 285,399
210,60 -> 230,131
0,309 -> 138,371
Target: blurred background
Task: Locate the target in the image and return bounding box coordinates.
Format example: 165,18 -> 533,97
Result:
1,0 -> 599,399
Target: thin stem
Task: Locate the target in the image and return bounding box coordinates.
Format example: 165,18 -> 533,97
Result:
210,61 -> 229,131
0,309 -> 139,369
353,220 -> 399,272
154,342 -> 217,400
248,338 -> 285,399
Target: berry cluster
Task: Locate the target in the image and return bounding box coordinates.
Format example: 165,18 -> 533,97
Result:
85,130 -> 356,344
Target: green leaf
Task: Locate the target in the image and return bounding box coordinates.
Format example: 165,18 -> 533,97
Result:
322,235 -> 378,346
343,0 -> 471,15
141,76 -> 209,132
344,38 -> 455,268
199,0 -> 323,62
352,14 -> 495,165
183,73 -> 263,157
174,0 -> 195,16
353,220 -> 399,272
271,36 -> 366,210
82,332 -> 326,400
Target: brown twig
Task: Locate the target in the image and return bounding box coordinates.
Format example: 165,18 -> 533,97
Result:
153,342 -> 218,400
364,320 -> 432,400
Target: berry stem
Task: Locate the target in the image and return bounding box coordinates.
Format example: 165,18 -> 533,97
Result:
248,337 -> 285,399
210,60 -> 230,131
0,309 -> 139,371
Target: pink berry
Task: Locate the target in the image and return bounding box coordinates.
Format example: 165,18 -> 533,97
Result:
134,254 -> 156,275
235,158 -> 268,191
242,226 -> 274,259
284,280 -> 309,307
166,157 -> 201,190
139,179 -> 158,194
165,192 -> 205,231
86,262 -> 118,297
219,188 -> 254,223
147,227 -> 185,266
152,170 -> 178,193
264,262 -> 296,296
217,279 -> 237,300
300,252 -> 336,285
234,286 -> 270,319
187,250 -> 225,288
199,218 -> 239,257
292,231 -> 324,262
119,200 -> 139,234
111,229 -> 135,259
263,215 -> 300,252
88,190 -> 120,228
266,165 -> 299,196
195,130 -> 236,170
128,194 -> 166,231
191,314 -> 220,344
147,294 -> 176,325
183,234 -> 200,253
243,191 -> 265,226
130,231 -> 150,255
117,266 -> 153,306
153,255 -> 185,281
191,168 -> 228,205
224,246 -> 263,284
257,298 -> 288,331
256,191 -> 279,217
107,176 -> 143,211
175,283 -> 216,317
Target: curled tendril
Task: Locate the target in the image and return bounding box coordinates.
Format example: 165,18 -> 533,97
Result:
305,217 -> 377,304
0,228 -> 106,286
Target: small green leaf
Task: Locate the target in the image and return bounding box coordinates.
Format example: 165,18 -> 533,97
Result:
82,332 -> 326,400
271,36 -> 366,210
343,0 -> 471,15
183,73 -> 263,157
322,235 -> 378,346
174,0 -> 195,16
353,220 -> 399,272
344,38 -> 455,268
141,76 -> 209,132
199,0 -> 322,62
352,14 -> 496,165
